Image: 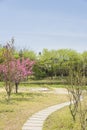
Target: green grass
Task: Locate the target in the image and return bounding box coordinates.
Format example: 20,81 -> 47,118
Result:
0,88 -> 68,130
20,82 -> 66,88
43,107 -> 81,130
0,82 -> 4,88
43,94 -> 87,130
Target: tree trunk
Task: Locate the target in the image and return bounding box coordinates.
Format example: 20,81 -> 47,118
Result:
15,82 -> 19,93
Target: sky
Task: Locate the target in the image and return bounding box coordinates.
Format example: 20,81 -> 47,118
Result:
0,0 -> 87,53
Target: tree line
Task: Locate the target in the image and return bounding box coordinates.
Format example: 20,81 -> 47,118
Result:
0,40 -> 87,80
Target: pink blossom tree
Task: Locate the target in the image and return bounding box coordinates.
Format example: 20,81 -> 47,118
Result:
12,58 -> 34,93
0,41 -> 34,99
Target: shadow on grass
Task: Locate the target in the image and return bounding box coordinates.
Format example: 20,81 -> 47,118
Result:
0,109 -> 14,113
11,92 -> 43,101
0,92 -> 44,104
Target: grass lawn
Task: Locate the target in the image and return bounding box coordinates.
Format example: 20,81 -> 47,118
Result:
19,83 -> 67,90
43,107 -> 80,130
0,86 -> 68,130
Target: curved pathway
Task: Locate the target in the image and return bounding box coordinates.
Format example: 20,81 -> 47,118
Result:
22,101 -> 70,130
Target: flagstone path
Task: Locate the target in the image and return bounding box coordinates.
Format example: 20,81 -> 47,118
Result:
22,101 -> 70,130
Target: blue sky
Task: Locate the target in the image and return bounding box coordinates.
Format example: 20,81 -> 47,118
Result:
0,0 -> 87,53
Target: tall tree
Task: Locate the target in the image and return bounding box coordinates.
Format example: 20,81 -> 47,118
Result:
0,41 -> 35,99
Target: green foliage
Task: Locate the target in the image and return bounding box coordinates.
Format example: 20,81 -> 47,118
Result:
82,51 -> 87,76
33,62 -> 47,79
0,47 -> 5,63
0,40 -> 86,81
14,51 -> 20,59
34,48 -> 83,79
22,49 -> 37,60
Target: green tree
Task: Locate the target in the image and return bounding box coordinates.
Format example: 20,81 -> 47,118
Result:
82,51 -> 87,76
22,49 -> 37,60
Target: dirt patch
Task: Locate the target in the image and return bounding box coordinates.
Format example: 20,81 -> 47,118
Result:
0,87 -> 68,94
53,88 -> 68,94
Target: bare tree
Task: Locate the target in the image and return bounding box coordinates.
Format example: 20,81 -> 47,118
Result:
67,61 -> 87,130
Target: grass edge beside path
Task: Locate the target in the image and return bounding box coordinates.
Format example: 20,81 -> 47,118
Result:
0,89 -> 69,130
